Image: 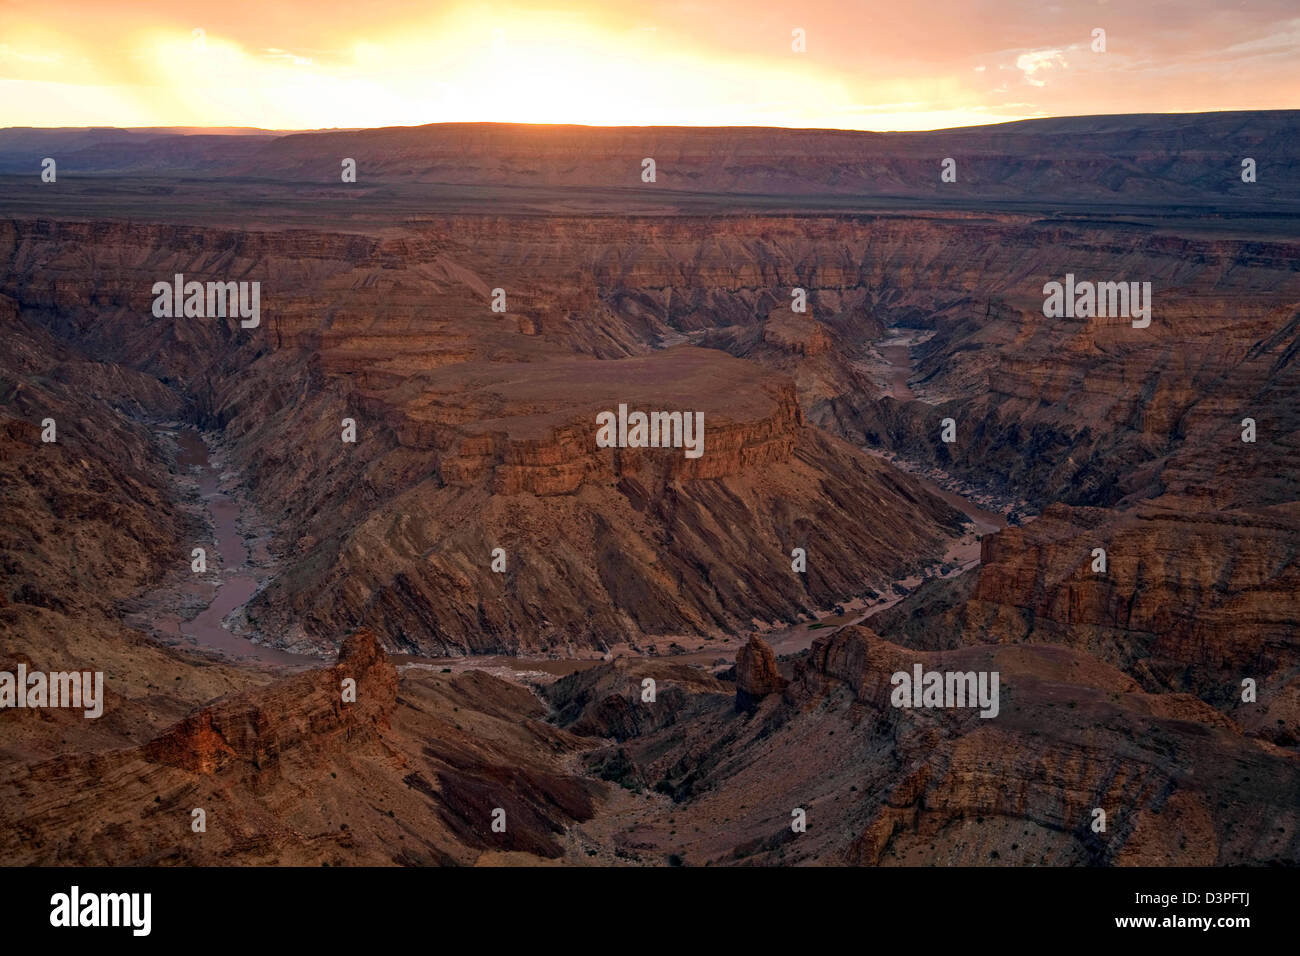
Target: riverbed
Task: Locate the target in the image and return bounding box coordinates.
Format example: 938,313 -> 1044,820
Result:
869,327 -> 937,401
138,395 -> 1011,681
136,428 -> 310,668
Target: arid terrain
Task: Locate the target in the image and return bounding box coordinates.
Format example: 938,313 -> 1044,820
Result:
1,113 -> 1297,866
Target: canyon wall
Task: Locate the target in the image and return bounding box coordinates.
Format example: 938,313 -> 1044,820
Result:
0,216 -> 976,654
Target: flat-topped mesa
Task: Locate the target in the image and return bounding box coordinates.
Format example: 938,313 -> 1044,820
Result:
405,349 -> 804,495
473,394 -> 798,494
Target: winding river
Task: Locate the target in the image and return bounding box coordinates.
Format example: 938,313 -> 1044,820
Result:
159,429 -> 309,667
150,327 -> 1010,677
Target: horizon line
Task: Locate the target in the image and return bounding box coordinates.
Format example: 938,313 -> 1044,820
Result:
4,107 -> 1296,138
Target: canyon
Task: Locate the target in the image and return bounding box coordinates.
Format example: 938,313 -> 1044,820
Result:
0,113 -> 1296,866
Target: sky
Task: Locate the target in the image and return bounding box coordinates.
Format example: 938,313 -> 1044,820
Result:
1,1 -> 1298,131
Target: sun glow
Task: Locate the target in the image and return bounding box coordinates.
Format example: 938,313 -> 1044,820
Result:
0,5 -> 1017,130
2,2 -> 1296,131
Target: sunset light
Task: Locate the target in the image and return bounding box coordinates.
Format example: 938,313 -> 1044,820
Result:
2,1 -> 1298,130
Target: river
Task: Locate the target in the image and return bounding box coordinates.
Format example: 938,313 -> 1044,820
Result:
873,327 -> 936,401
147,429 -> 311,667
144,337 -> 1009,677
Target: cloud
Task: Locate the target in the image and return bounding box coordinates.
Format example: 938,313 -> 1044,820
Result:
1015,49 -> 1067,87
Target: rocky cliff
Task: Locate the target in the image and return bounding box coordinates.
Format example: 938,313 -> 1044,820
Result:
565,627 -> 1298,865
0,216 -> 971,654
0,629 -> 606,865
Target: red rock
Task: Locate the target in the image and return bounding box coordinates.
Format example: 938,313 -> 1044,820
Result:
735,635 -> 787,709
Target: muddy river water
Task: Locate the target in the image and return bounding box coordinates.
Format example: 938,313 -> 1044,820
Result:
159,430 -> 307,667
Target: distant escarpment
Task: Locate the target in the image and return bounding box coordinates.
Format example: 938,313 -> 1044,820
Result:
4,112 -> 1295,211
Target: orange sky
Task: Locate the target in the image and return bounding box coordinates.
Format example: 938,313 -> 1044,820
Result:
2,1 -> 1298,131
